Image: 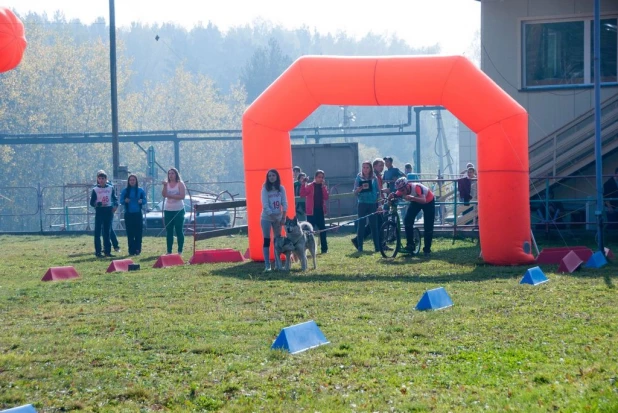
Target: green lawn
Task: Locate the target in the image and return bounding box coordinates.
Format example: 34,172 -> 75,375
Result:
0,233 -> 616,412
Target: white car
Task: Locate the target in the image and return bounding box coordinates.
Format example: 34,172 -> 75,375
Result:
143,195 -> 231,230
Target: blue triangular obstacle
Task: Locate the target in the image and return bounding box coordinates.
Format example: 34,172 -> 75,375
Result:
584,251 -> 608,268
271,320 -> 329,354
415,287 -> 453,311
520,266 -> 549,285
1,405 -> 37,413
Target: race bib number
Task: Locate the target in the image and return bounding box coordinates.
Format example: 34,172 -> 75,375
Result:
95,187 -> 113,207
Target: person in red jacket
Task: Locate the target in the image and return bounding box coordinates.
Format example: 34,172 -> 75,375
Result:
392,176 -> 435,257
300,169 -> 329,254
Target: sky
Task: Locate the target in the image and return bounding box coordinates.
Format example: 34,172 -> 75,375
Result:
2,0 -> 480,55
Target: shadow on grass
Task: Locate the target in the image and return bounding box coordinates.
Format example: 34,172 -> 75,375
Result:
209,241 -> 616,287
67,252 -> 95,258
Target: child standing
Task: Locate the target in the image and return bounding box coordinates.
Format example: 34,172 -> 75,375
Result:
353,161 -> 380,253
261,169 -> 287,271
89,170 -> 118,258
162,168 -> 186,255
120,174 -> 147,255
300,170 -> 329,254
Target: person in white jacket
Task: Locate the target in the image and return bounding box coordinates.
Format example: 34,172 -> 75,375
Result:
260,169 -> 288,271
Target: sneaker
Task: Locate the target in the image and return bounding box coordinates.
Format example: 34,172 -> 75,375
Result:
351,238 -> 358,250
423,251 -> 431,258
402,245 -> 417,255
95,253 -> 104,258
114,247 -> 121,253
105,253 -> 115,258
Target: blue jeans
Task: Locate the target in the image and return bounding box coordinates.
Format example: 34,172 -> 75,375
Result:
356,203 -> 379,252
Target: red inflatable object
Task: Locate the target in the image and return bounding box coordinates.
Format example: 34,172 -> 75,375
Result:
41,266 -> 80,282
0,7 -> 27,73
106,259 -> 134,273
153,254 -> 184,268
243,55 -> 534,265
189,249 -> 245,264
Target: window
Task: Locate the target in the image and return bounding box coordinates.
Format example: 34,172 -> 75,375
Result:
523,17 -> 618,89
591,19 -> 618,83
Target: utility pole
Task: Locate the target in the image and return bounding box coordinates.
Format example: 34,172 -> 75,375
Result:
109,0 -> 120,180
593,0 -> 604,252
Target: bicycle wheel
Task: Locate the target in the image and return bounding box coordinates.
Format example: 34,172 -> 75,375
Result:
412,227 -> 421,255
380,221 -> 400,258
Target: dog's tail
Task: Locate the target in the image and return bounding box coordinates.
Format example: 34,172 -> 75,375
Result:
300,221 -> 314,233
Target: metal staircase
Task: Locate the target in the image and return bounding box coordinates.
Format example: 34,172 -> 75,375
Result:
454,92 -> 618,227
529,92 -> 618,196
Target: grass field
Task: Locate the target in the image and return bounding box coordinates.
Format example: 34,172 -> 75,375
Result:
0,233 -> 617,412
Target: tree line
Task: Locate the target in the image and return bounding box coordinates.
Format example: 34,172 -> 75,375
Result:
0,11 -> 464,198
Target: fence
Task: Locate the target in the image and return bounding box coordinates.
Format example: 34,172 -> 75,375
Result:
1,176 -> 615,239
0,180 -> 246,234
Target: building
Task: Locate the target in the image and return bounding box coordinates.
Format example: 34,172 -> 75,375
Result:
460,0 -> 618,209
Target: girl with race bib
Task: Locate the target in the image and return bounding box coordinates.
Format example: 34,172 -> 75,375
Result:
260,169 -> 287,271
162,167 -> 186,255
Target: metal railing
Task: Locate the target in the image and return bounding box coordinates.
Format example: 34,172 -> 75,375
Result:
2,176 -> 616,242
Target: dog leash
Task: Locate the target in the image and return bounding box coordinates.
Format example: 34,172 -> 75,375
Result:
308,198 -> 399,235
309,210 -> 384,235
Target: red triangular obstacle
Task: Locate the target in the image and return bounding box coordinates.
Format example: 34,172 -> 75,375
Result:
41,266 -> 80,282
536,246 -> 593,264
153,254 -> 184,268
106,259 -> 134,273
557,250 -> 584,274
190,249 -> 245,264
604,247 -> 614,260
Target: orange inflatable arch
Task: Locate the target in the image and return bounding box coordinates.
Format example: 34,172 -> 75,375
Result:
242,56 -> 534,265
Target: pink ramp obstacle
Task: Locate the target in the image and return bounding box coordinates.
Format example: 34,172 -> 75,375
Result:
153,254 -> 184,268
536,246 -> 593,265
41,266 -> 80,282
557,251 -> 584,274
190,249 -> 245,264
106,259 -> 135,273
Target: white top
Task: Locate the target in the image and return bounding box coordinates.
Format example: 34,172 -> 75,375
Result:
164,182 -> 184,211
93,186 -> 113,207
260,185 -> 288,221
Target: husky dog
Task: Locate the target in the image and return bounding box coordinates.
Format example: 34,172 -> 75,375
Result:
274,216 -> 317,271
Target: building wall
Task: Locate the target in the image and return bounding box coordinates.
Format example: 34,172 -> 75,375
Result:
459,0 -> 618,175
481,0 -> 618,144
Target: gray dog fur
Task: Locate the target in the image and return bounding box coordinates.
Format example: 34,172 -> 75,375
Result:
274,216 -> 317,271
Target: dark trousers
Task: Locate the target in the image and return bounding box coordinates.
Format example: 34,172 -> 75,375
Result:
357,203 -> 379,252
352,206 -> 383,242
94,208 -> 113,255
124,212 -> 143,254
308,208 -> 328,253
404,198 -> 435,253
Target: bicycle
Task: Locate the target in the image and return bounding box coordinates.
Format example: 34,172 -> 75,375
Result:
379,197 -> 421,258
